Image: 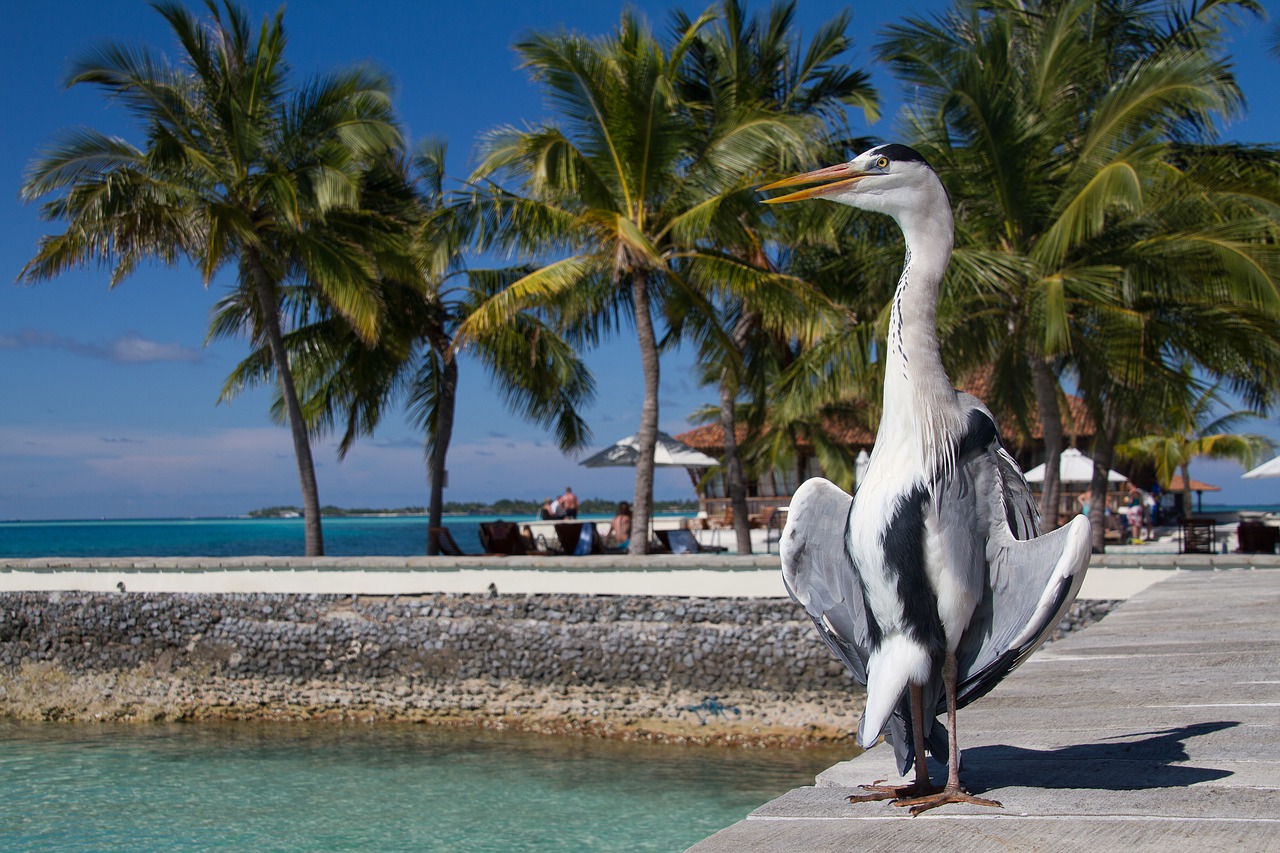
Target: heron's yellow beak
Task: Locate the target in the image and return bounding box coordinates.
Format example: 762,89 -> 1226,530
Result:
759,163 -> 867,204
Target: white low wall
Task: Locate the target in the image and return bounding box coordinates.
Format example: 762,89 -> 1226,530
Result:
5,554 -> 1275,599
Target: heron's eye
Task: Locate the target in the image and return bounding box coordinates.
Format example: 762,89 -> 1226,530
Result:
875,156 -> 890,169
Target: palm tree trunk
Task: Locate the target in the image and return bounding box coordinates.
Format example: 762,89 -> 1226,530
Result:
720,314 -> 755,555
248,256 -> 324,556
1180,463 -> 1194,520
1088,408 -> 1121,554
718,378 -> 753,555
629,270 -> 661,555
1030,355 -> 1064,531
426,335 -> 458,555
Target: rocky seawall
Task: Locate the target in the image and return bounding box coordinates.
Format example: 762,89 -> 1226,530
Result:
0,591 -> 1116,747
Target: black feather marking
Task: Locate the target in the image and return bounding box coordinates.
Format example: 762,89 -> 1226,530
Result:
873,143 -> 930,166
955,407 -> 998,462
881,486 -> 945,655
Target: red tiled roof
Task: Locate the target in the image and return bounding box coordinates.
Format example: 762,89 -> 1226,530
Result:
1168,475 -> 1221,492
676,416 -> 875,454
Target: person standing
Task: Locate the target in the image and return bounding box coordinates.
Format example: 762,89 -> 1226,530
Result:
560,487 -> 580,519
1125,487 -> 1144,542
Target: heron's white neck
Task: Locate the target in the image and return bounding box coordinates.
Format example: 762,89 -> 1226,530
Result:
876,188 -> 959,474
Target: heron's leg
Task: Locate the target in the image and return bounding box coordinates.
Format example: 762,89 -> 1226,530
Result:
894,650 -> 1002,816
846,684 -> 939,803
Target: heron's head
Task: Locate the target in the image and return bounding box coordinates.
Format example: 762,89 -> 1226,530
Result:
759,144 -> 944,219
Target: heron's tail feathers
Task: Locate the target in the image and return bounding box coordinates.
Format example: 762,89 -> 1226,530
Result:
858,634 -> 931,749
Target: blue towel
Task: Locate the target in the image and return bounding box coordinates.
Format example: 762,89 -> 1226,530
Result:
574,523 -> 595,556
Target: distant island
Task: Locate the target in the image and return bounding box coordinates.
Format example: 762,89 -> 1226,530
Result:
248,498 -> 699,519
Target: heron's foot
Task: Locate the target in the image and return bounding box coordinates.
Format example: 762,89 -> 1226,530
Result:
893,784 -> 1002,816
846,780 -> 941,804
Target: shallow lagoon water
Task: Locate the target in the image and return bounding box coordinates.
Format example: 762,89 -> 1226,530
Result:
0,721 -> 846,852
0,514 -> 636,559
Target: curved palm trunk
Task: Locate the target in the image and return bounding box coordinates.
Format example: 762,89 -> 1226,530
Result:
629,270 -> 661,556
1030,355 -> 1064,530
249,257 -> 324,556
426,335 -> 459,555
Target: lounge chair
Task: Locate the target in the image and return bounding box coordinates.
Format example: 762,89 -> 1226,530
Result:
477,520 -> 564,556
705,507 -> 733,530
429,527 -> 473,556
554,521 -> 611,555
478,520 -> 528,555
656,528 -> 729,554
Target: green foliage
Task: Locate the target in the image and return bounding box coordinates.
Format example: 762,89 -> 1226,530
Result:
1117,376 -> 1276,492
879,0 -> 1280,459
458,5 -> 836,551
22,0 -> 1280,548
20,1 -> 405,556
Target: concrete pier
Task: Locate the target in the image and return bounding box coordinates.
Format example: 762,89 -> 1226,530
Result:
687,569 -> 1280,852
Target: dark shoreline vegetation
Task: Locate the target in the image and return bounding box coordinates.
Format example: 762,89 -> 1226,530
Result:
248,499 -> 700,518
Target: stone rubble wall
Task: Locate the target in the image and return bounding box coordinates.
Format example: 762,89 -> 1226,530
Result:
0,592 -> 854,693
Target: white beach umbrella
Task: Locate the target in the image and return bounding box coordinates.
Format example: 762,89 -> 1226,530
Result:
580,431 -> 719,469
1023,447 -> 1128,484
1242,455 -> 1280,479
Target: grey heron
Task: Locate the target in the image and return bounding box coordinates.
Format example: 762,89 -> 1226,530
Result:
762,144 -> 1091,815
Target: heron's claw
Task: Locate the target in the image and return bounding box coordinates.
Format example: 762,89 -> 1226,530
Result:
893,785 -> 1002,816
846,780 -> 941,804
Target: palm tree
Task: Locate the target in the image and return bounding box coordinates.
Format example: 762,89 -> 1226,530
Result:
669,0 -> 878,553
459,10 -> 815,553
877,0 -> 1279,545
219,143 -> 596,552
19,1 -> 402,555
1071,136 -> 1280,544
1118,376 -> 1275,518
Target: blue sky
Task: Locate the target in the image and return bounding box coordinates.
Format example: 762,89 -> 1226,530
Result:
2,0 -> 1278,520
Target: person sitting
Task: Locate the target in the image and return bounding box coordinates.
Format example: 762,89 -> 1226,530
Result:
608,501 -> 632,549
559,486 -> 580,519
540,497 -> 562,520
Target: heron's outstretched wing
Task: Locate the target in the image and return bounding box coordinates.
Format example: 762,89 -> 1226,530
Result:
948,396 -> 1091,709
955,514 -> 1089,708
780,478 -> 869,684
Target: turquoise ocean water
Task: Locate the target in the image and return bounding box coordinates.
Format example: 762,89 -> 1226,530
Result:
0,514 -> 635,559
0,721 -> 844,852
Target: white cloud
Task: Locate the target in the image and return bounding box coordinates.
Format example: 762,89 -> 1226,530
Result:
0,327 -> 202,364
